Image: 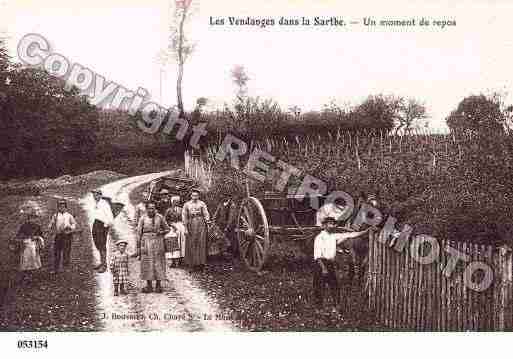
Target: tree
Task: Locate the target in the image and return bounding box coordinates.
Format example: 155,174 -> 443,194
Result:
352,94 -> 401,132
169,0 -> 195,118
230,64 -> 252,122
231,64 -> 250,102
490,89 -> 513,133
395,97 -> 428,135
446,94 -> 506,134
288,105 -> 301,119
0,38 -> 9,94
0,65 -> 99,178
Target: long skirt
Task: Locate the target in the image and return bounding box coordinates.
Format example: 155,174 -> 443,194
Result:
185,217 -> 207,266
19,238 -> 42,271
165,222 -> 186,260
139,233 -> 166,280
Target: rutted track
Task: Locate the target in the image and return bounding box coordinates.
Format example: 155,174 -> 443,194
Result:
80,171 -> 236,332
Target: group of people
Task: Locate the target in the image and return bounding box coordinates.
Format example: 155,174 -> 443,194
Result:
9,183 -> 372,313
9,198 -> 79,283
107,187 -> 215,295
8,185 -> 230,297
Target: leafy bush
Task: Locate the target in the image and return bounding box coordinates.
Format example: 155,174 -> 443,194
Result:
0,59 -> 99,178
446,94 -> 506,134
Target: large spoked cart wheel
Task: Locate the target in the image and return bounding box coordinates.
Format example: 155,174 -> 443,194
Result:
236,197 -> 270,272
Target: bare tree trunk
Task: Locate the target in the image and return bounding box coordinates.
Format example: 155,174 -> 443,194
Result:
176,7 -> 187,119
177,62 -> 184,118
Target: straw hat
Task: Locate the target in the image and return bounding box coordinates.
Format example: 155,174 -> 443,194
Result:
115,239 -> 129,246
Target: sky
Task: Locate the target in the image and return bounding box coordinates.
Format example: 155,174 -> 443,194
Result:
2,0 -> 513,131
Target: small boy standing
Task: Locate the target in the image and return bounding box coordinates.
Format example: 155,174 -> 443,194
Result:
313,216 -> 370,311
110,239 -> 131,296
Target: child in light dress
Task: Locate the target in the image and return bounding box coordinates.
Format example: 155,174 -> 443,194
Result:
10,202 -> 46,285
109,239 -> 131,296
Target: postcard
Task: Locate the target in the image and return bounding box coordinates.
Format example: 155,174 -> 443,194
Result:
1,0 -> 512,356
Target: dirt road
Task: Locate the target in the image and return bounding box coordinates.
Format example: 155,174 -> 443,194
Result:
80,171 -> 237,332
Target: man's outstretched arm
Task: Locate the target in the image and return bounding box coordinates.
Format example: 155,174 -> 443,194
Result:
334,228 -> 371,245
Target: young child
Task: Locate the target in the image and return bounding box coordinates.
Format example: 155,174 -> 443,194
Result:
14,204 -> 45,284
110,239 -> 131,296
313,216 -> 370,312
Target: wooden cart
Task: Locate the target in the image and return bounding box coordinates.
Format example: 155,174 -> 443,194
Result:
234,191 -> 355,272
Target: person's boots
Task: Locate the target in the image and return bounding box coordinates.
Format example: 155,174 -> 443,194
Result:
155,280 -> 163,293
120,284 -> 127,295
114,284 -> 119,296
142,281 -> 153,293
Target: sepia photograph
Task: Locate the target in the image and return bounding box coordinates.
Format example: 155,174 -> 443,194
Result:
1,0 -> 513,354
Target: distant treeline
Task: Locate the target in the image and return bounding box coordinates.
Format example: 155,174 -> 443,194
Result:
0,52 -> 100,179
128,94 -> 403,152
4,36 -> 511,180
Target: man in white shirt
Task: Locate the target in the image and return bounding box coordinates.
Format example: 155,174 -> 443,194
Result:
313,216 -> 370,311
48,199 -> 77,273
91,189 -> 114,273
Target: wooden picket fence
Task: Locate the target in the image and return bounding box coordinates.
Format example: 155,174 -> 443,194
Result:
184,150 -> 213,190
367,231 -> 513,330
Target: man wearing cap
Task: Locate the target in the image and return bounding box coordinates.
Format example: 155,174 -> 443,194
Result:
47,199 -> 78,273
313,216 -> 370,312
316,197 -> 352,228
91,189 -> 114,273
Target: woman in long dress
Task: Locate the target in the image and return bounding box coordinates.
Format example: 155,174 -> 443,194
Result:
182,189 -> 211,270
136,202 -> 170,293
164,196 -> 186,267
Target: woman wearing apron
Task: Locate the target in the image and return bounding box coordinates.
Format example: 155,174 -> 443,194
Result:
136,202 -> 170,293
182,189 -> 211,271
164,196 -> 187,267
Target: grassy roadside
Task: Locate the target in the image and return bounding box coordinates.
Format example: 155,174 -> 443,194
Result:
189,243 -> 381,331
129,182 -> 380,331
0,177 -> 124,331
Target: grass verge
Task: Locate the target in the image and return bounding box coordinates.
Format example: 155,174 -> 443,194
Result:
0,177 -> 124,331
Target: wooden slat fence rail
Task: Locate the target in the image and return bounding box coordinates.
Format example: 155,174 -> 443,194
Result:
184,150 -> 213,191
367,230 -> 513,330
